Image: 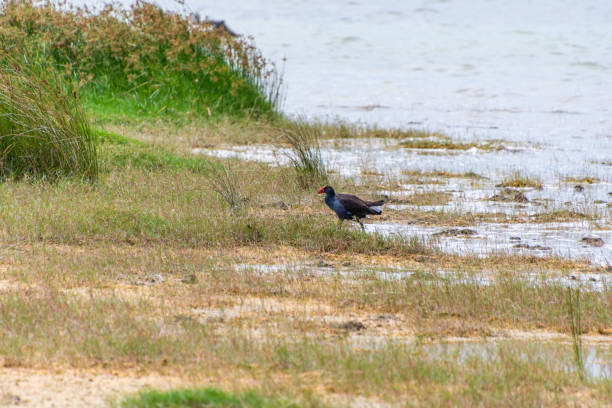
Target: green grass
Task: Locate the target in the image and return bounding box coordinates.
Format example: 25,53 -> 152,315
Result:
0,55 -> 97,179
120,388 -> 299,408
97,129 -> 211,174
0,1 -> 281,121
0,129 -> 426,256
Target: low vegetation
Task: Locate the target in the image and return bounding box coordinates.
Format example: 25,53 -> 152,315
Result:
120,388 -> 300,408
497,171 -> 543,189
400,137 -> 502,151
278,120 -> 328,188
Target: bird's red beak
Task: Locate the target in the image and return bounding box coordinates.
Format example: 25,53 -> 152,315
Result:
317,186 -> 326,194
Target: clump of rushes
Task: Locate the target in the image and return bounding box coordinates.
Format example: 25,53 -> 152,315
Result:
0,54 -> 97,180
279,120 -> 328,189
0,0 -> 281,120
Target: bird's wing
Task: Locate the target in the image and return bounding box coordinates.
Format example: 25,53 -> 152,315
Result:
337,194 -> 370,215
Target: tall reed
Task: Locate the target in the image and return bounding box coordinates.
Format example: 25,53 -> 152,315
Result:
0,54 -> 97,179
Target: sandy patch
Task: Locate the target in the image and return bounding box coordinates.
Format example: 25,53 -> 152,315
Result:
0,368 -> 184,407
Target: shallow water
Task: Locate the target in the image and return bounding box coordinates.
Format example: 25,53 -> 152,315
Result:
196,141 -> 611,264
233,263 -> 611,292
370,221 -> 612,265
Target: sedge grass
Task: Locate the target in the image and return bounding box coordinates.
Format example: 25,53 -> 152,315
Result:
567,287 -> 585,380
0,55 -> 97,179
497,170 -> 543,189
204,160 -> 248,210
278,120 -> 328,189
0,1 -> 281,120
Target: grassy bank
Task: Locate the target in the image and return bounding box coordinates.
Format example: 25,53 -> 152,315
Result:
0,1 -> 281,121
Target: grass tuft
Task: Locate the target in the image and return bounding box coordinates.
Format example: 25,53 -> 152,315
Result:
278,120 -> 328,189
0,54 -> 97,179
567,287 -> 585,381
497,171 -> 543,189
204,160 -> 248,210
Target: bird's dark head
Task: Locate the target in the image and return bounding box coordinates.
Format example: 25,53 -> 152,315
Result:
317,185 -> 334,195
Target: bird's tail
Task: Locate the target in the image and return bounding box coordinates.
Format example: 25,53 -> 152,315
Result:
366,199 -> 385,215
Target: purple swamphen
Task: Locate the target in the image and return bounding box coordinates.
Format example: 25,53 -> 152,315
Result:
318,185 -> 384,231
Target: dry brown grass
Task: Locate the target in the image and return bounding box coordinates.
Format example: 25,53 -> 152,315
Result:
0,242 -> 611,406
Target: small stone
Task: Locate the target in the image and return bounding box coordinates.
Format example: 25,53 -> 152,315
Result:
174,315 -> 195,323
509,236 -> 521,241
513,243 -> 551,251
574,185 -> 584,192
273,201 -> 289,210
316,260 -> 332,268
581,237 -> 604,247
513,243 -> 530,249
135,273 -> 164,286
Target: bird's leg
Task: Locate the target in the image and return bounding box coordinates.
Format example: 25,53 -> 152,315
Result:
356,218 -> 365,232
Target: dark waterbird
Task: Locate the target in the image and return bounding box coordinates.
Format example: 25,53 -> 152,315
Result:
318,185 -> 385,231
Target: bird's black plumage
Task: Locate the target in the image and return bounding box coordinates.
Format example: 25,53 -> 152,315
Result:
318,185 -> 384,230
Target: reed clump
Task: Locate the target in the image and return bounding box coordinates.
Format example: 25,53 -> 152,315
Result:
0,55 -> 97,179
0,0 -> 281,119
279,120 -> 328,189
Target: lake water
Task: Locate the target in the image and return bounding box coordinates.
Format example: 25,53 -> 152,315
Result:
184,0 -> 612,145
80,1 -> 612,140
85,0 -> 612,179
